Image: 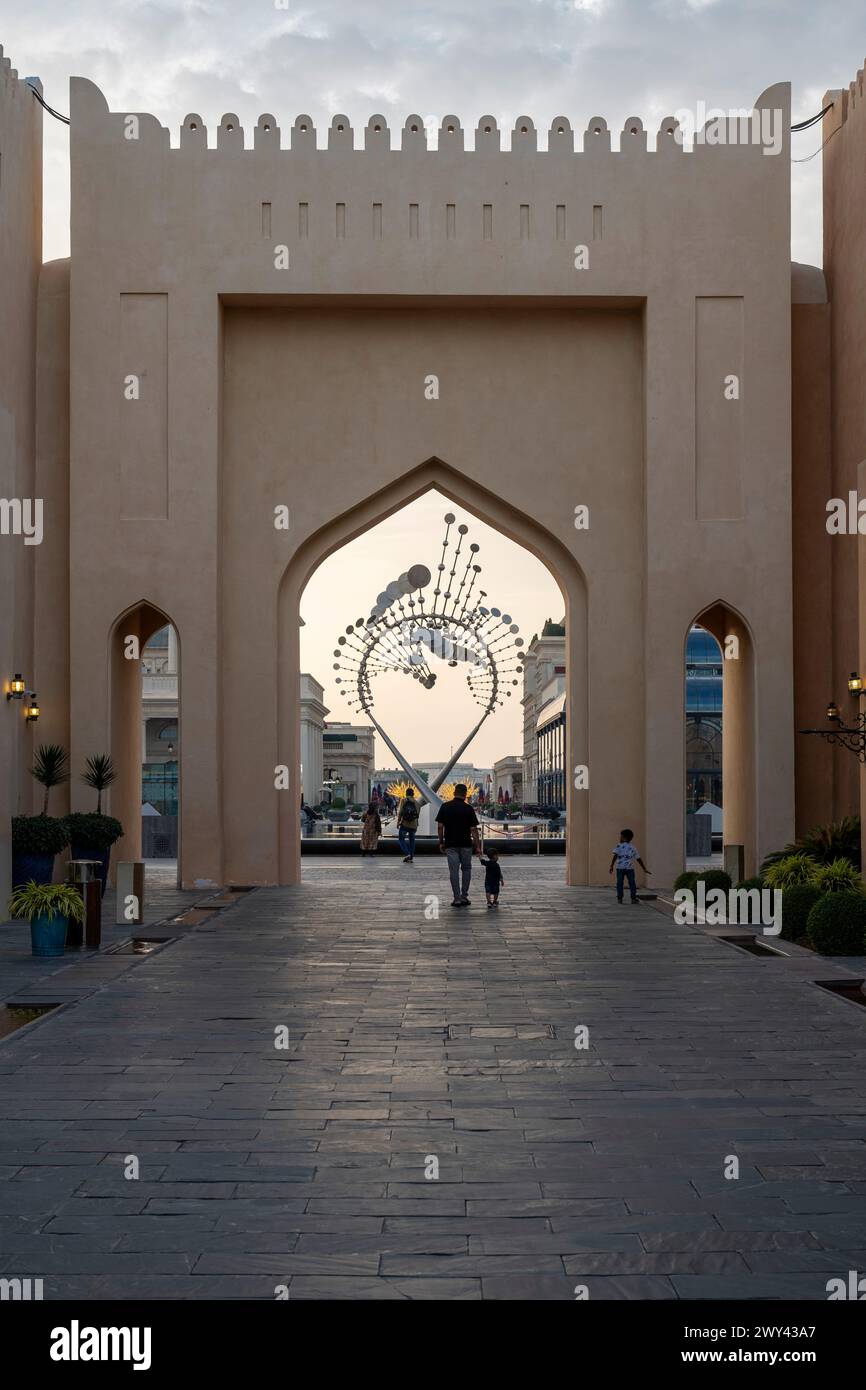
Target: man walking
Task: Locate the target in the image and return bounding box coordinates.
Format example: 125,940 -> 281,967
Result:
397,786 -> 419,862
436,783 -> 481,907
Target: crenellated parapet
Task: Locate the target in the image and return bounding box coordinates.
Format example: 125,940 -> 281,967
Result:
0,42 -> 41,99
69,75 -> 789,158
823,60 -> 866,130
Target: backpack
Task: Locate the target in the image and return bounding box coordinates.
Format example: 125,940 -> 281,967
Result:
399,797 -> 419,828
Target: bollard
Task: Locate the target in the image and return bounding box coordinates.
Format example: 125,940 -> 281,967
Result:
723,843 -> 745,885
115,862 -> 145,926
67,860 -> 102,949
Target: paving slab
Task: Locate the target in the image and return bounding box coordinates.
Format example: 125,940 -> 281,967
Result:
1,858 -> 865,1298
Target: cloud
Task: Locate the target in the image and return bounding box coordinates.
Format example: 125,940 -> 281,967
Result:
5,0 -> 863,261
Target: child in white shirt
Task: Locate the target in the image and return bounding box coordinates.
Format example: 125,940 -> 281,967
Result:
608,828 -> 651,903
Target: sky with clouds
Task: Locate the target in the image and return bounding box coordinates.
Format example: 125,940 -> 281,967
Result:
4,0 -> 864,264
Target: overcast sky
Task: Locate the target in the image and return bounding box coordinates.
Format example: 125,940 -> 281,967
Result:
4,0 -> 864,263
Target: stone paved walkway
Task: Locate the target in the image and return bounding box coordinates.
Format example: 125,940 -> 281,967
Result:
2,858 -> 866,1299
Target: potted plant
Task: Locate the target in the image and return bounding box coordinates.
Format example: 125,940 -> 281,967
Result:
7,881 -> 85,958
64,812 -> 124,897
11,814 -> 70,887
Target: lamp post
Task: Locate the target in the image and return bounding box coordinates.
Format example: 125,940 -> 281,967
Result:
801,673 -> 866,762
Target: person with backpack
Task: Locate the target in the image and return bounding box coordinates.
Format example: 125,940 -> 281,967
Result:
397,786 -> 420,862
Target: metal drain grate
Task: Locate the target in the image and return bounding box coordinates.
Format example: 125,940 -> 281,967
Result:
0,1001 -> 61,1041
447,1023 -> 557,1040
815,977 -> 866,1008
106,936 -> 175,956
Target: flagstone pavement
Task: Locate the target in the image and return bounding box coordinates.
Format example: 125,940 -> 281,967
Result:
2,857 -> 866,1300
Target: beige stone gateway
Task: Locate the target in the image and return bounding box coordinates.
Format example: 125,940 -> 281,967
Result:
4,50 -> 866,897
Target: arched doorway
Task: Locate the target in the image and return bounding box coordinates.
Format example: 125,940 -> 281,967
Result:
109,600 -> 181,884
277,460 -> 589,885
684,602 -> 756,878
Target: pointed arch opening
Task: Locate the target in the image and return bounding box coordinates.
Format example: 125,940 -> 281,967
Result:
109,600 -> 181,887
683,601 -> 757,880
277,459 -> 588,885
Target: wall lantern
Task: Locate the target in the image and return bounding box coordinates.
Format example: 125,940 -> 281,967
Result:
25,693 -> 41,724
802,673 -> 866,762
6,674 -> 26,702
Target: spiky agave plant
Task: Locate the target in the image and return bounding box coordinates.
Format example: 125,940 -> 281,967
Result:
761,817 -> 861,875
81,753 -> 116,813
30,744 -> 69,816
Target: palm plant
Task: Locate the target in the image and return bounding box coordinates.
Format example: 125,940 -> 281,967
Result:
763,852 -> 818,890
762,817 -> 861,874
81,753 -> 116,813
30,744 -> 69,815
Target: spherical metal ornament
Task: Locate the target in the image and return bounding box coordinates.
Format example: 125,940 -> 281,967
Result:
407,564 -> 431,588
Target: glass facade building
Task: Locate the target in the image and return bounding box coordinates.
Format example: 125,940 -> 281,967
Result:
142,760 -> 178,816
525,626 -> 721,817
685,625 -> 723,813
537,698 -> 566,809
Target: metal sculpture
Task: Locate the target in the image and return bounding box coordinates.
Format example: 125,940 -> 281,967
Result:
331,511 -> 525,813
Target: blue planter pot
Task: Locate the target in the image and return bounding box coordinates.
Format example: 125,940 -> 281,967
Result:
30,912 -> 69,957
70,845 -> 111,898
12,852 -> 56,888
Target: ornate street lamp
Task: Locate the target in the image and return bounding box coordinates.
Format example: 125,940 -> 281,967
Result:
801,673 -> 866,762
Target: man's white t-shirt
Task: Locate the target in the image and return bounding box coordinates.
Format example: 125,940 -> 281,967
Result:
612,842 -> 639,871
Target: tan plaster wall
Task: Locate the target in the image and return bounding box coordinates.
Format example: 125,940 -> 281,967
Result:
33,260 -> 71,821
61,77 -> 794,887
791,282 -> 834,836
822,70 -> 866,835
0,50 -> 41,902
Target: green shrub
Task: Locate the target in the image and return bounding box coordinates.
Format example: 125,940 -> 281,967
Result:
763,853 -> 818,890
694,869 -> 732,893
673,871 -> 698,892
779,883 -> 821,941
330,797 -> 346,810
811,858 -> 864,895
762,817 -> 862,875
63,812 -> 124,852
807,891 -> 866,954
735,875 -> 764,891
11,815 -> 70,855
